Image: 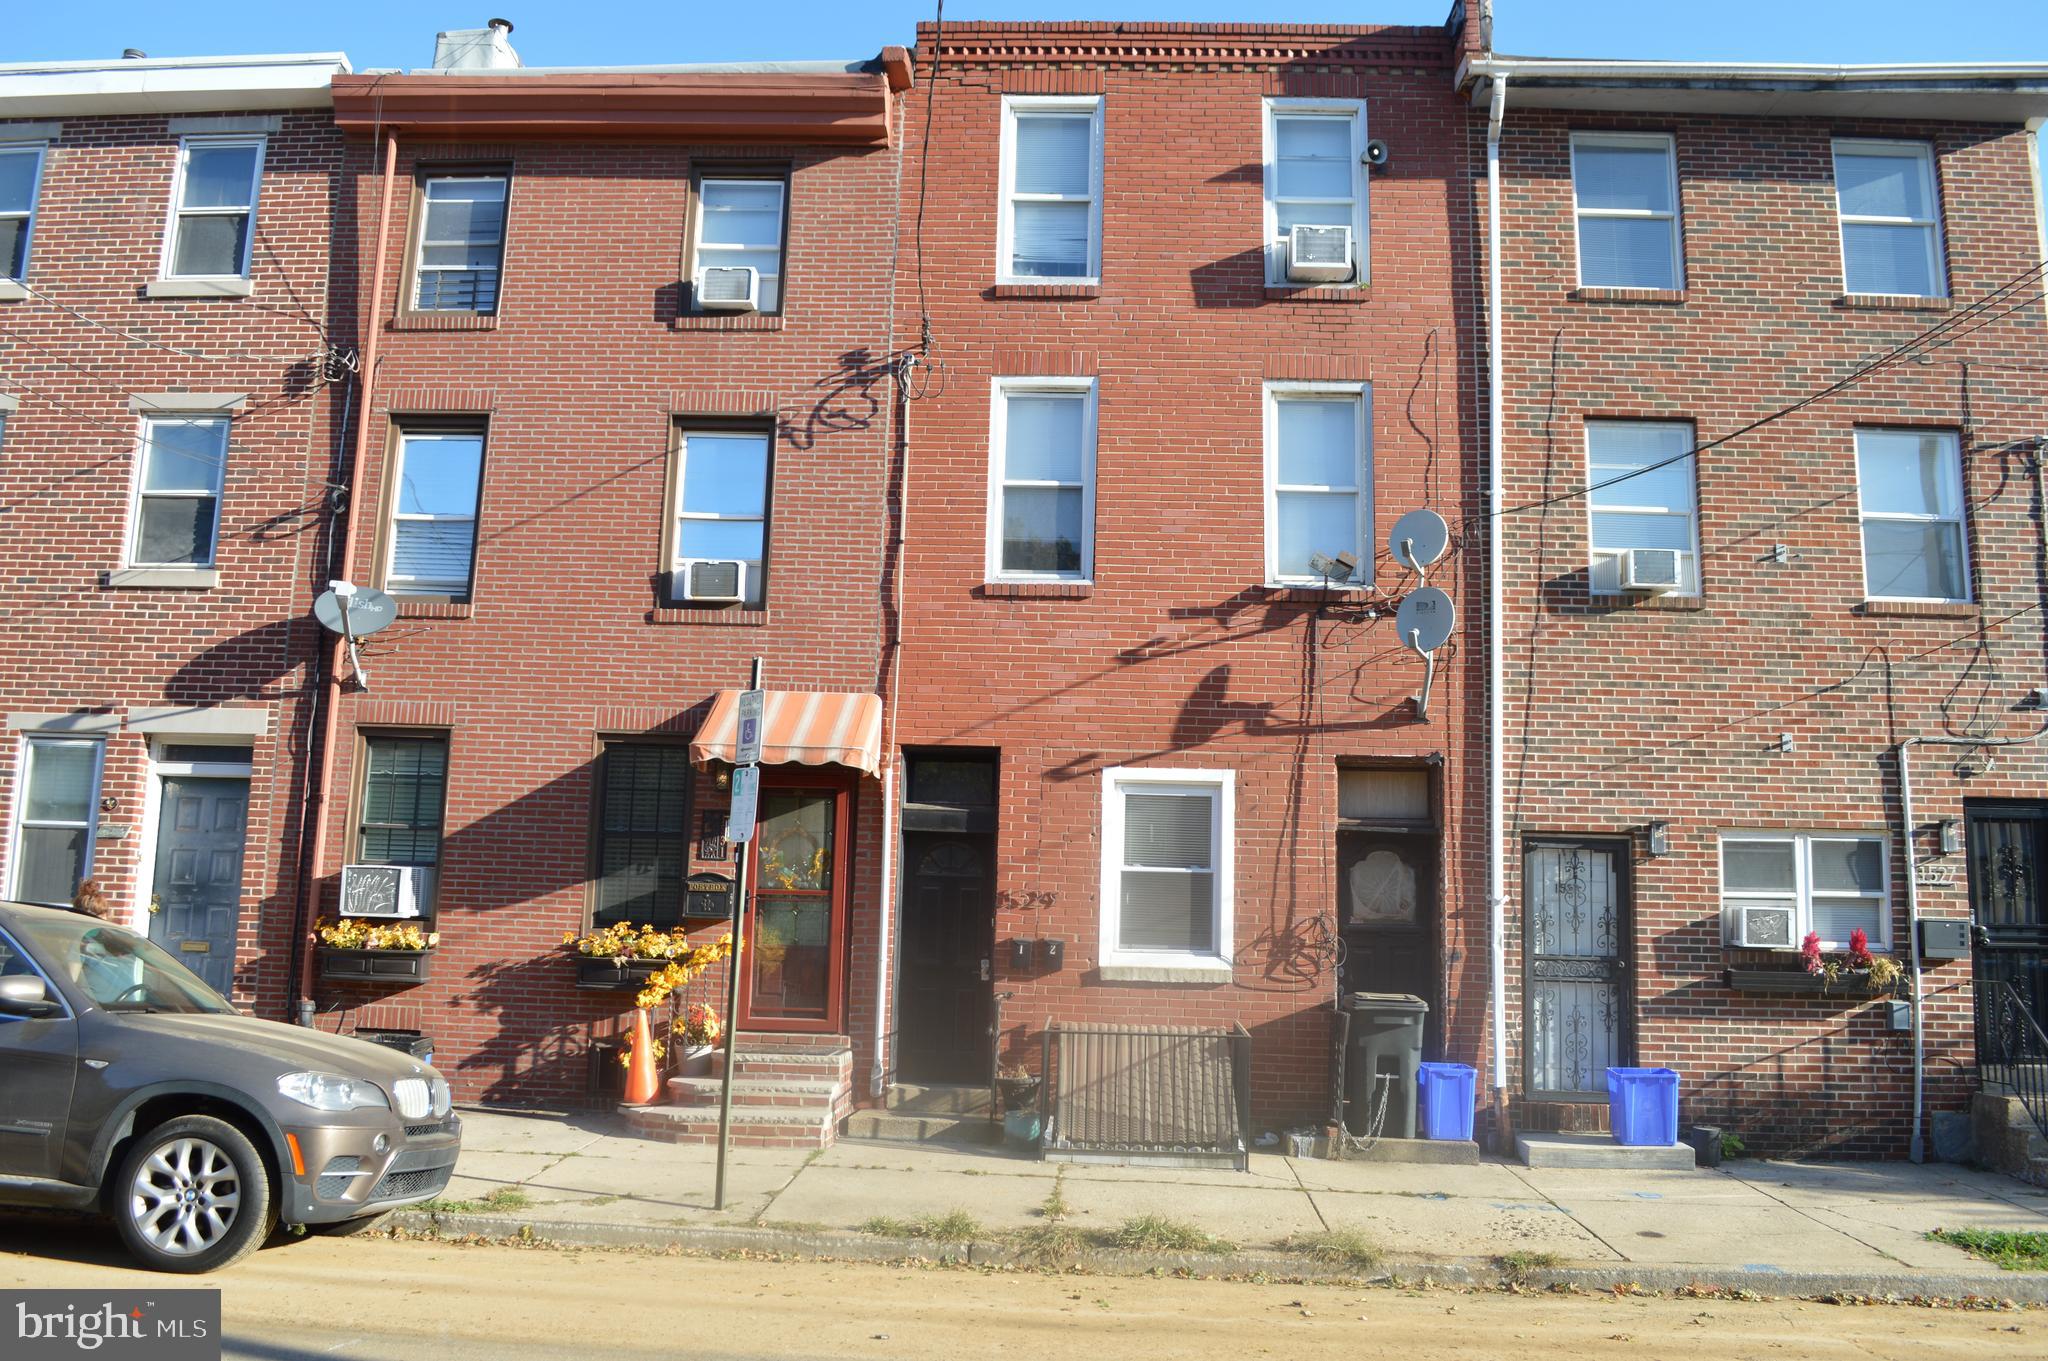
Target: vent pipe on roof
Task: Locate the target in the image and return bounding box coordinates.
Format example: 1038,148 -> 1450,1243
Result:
433,17 -> 522,71
121,48 -> 148,60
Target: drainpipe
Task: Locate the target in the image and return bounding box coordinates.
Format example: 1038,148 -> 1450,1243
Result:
293,130 -> 400,1017
2025,119 -> 2045,268
1484,73 -> 1511,1120
1896,710 -> 2048,1160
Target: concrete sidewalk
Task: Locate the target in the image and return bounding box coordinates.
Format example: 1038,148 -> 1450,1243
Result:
406,1109 -> 2048,1297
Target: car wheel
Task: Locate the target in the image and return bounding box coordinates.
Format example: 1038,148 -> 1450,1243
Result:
304,1210 -> 393,1237
111,1115 -> 274,1273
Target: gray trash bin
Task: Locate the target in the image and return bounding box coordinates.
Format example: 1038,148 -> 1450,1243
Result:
1345,992 -> 1428,1139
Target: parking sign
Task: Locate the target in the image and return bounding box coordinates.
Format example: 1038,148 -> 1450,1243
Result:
734,689 -> 765,767
726,765 -> 761,844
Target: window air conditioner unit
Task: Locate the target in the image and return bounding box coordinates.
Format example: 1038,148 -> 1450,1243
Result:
1619,546 -> 1684,594
338,864 -> 429,920
1736,903 -> 1797,950
697,266 -> 759,312
679,558 -> 747,603
1287,224 -> 1354,283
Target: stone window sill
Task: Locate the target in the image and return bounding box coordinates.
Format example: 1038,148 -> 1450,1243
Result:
395,599 -> 473,619
991,283 -> 1100,300
1572,286 -> 1687,305
650,607 -> 770,625
388,311 -> 501,332
1855,599 -> 1979,619
1838,293 -> 1950,312
1263,284 -> 1370,303
1261,583 -> 1377,604
671,313 -> 785,332
1098,963 -> 1233,985
977,581 -> 1093,599
0,280 -> 25,302
144,278 -> 253,299
103,567 -> 219,590
1586,592 -> 1707,612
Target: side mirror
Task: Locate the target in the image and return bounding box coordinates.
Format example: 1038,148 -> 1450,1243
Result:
0,974 -> 61,1019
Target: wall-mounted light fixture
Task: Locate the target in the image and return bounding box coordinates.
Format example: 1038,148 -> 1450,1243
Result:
1645,821 -> 1670,857
1938,818 -> 1964,856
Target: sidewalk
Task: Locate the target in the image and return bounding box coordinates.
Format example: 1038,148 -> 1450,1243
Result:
404,1109 -> 2048,1299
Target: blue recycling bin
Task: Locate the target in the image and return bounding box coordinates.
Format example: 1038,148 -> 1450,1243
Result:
1606,1067 -> 1680,1146
1416,1062 -> 1476,1141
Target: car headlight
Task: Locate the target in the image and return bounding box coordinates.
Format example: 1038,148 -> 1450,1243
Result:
429,1075 -> 452,1118
277,1071 -> 389,1112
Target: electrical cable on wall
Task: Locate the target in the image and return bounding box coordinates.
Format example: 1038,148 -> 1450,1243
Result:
901,0 -> 948,402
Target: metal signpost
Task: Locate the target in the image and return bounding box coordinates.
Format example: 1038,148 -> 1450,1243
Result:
714,659 -> 764,1210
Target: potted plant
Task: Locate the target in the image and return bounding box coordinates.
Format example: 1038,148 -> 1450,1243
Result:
1724,929 -> 1905,997
996,1064 -> 1041,1111
316,918 -> 438,983
671,1001 -> 724,1076
564,921 -> 704,991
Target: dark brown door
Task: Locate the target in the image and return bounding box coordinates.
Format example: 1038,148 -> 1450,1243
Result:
897,833 -> 994,1084
1337,831 -> 1442,1059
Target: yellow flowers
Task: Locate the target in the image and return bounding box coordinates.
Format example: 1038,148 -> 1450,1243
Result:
564,920 -> 701,961
632,932 -> 734,1010
317,918 -> 438,951
677,1002 -> 722,1047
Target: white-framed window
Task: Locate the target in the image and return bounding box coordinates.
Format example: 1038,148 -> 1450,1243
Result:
1263,98 -> 1367,287
1099,766 -> 1234,972
162,135 -> 264,280
693,177 -> 786,312
1833,139 -> 1946,299
8,736 -> 104,906
1263,382 -> 1371,585
129,414 -> 229,569
1570,131 -> 1683,291
987,377 -> 1096,582
412,174 -> 509,313
997,95 -> 1103,284
1,140 -> 48,282
1720,832 -> 1890,952
1855,427 -> 1969,603
387,428 -> 485,597
1586,419 -> 1699,594
673,428 -> 772,607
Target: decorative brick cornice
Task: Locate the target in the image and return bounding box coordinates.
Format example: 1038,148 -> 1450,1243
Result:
353,700 -> 461,728
384,388 -> 495,414
914,21 -> 1454,69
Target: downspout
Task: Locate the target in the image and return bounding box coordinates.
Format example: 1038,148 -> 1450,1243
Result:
2027,119 -> 2046,268
1485,73 -> 1511,1119
294,129 -> 400,1018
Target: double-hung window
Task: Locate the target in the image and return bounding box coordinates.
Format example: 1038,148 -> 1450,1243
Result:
413,174 -> 509,313
998,96 -> 1102,283
8,736 -> 103,905
692,177 -> 786,312
1855,428 -> 1969,602
1833,140 -> 1946,298
130,415 -> 228,569
1586,420 -> 1699,594
673,429 -> 772,607
1264,383 -> 1371,585
357,734 -> 448,874
1263,99 -> 1367,286
164,136 -> 264,280
1099,767 -> 1234,973
1,140 -> 47,282
989,378 -> 1095,581
1721,833 -> 1889,952
591,742 -> 693,930
1570,132 -> 1683,290
387,428 -> 485,598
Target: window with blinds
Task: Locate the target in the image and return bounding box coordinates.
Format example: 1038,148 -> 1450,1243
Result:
592,743 -> 692,929
991,380 -> 1095,580
8,736 -> 102,905
386,428 -> 486,599
1833,140 -> 1946,299
165,136 -> 263,279
357,735 -> 448,869
1570,132 -> 1683,291
1855,428 -> 1969,603
130,415 -> 229,569
1101,769 -> 1233,968
1586,420 -> 1699,594
1720,832 -> 1889,951
1265,384 -> 1370,584
1263,100 -> 1366,286
413,174 -> 509,313
1000,97 -> 1101,282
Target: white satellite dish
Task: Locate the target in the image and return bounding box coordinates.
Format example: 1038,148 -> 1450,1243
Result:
1395,585 -> 1456,721
1389,508 -> 1449,573
312,581 -> 396,688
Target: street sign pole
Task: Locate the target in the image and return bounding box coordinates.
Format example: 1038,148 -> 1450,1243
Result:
714,657 -> 764,1211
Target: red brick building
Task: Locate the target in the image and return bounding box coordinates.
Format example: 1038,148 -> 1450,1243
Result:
1467,47 -> 2048,1155
0,52 -> 351,1013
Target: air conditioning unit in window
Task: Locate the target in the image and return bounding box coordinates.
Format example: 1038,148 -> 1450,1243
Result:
697,266 -> 759,312
338,864 -> 429,920
1287,224 -> 1354,283
679,558 -> 747,603
1619,547 -> 1684,594
1736,903 -> 1797,950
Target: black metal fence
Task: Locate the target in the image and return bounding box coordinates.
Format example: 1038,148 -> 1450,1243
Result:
1039,1021 -> 1251,1170
1977,977 -> 2048,1146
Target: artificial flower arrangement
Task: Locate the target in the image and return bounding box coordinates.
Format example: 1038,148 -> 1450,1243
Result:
317,918 -> 438,952
562,920 -> 700,961
675,1001 -> 723,1049
633,933 -> 735,1010
1800,928 -> 1904,992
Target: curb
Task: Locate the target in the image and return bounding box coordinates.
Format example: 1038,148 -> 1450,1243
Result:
386,1211 -> 2048,1305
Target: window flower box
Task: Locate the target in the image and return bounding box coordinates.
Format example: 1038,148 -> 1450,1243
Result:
1723,967 -> 1882,998
319,946 -> 433,984
574,956 -> 670,992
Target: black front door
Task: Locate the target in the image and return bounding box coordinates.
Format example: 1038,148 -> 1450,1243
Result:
897,833 -> 994,1084
1337,831 -> 1442,1059
1967,801 -> 2047,1040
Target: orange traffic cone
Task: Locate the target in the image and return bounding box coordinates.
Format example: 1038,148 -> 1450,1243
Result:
623,1007 -> 662,1106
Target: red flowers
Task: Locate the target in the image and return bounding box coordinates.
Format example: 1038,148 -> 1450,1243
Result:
1847,928 -> 1873,969
1800,931 -> 1824,976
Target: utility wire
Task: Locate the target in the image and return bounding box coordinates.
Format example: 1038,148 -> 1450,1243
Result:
8,279 -> 343,369
902,0 -> 948,401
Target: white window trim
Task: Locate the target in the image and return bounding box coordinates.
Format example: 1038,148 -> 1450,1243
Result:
0,140 -> 48,283
1568,130 -> 1685,291
125,413 -> 228,571
1832,138 -> 1948,300
1262,381 -> 1373,587
1717,831 -> 1892,953
986,376 -> 1097,584
160,134 -> 266,281
690,175 -> 787,312
411,173 -> 509,313
1262,97 -> 1369,288
6,734 -> 105,906
386,430 -> 483,596
672,427 -> 771,603
1585,419 -> 1701,595
996,95 -> 1104,286
1099,766 -> 1235,974
1853,427 -> 1972,605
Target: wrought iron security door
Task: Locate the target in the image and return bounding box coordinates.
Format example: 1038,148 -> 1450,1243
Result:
1967,802 -> 2046,1043
1524,840 -> 1632,1099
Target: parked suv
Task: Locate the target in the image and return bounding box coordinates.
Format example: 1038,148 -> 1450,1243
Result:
0,901 -> 461,1271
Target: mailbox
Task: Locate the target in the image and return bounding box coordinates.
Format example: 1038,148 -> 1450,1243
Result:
1008,938 -> 1032,972
1039,938 -> 1064,970
1917,918 -> 1969,962
685,872 -> 736,919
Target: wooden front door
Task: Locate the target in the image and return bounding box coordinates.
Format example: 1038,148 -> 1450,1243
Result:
739,776 -> 851,1033
897,833 -> 994,1084
1523,840 -> 1633,1100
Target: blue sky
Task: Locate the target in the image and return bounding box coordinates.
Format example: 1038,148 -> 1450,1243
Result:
8,1 -> 2047,69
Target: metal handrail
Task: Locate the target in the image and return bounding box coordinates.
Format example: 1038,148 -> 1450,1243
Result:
1977,978 -> 2048,1146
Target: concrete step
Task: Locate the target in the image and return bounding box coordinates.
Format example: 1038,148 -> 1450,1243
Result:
730,1032 -> 852,1054
1332,1135 -> 1481,1165
1516,1132 -> 1698,1170
667,1076 -> 841,1109
623,1102 -> 833,1149
842,1110 -> 1001,1144
885,1083 -> 992,1116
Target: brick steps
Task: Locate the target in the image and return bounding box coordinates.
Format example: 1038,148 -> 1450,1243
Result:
624,1033 -> 853,1148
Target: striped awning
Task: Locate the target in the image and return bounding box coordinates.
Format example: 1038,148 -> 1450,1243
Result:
690,690 -> 883,776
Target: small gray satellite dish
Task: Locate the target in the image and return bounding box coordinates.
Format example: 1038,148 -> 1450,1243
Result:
314,585 -> 398,638
1389,508 -> 1449,572
1395,585 -> 1456,654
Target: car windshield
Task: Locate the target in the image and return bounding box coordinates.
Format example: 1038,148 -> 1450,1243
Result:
11,913 -> 235,1015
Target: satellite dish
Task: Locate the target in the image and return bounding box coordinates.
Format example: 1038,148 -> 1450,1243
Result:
314,584 -> 398,638
1389,509 -> 1449,572
1395,586 -> 1456,654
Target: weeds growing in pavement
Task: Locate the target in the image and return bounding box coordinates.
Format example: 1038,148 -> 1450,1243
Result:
858,1210 -> 982,1241
1496,1250 -> 1564,1282
1928,1228 -> 2048,1271
1286,1228 -> 1384,1272
1109,1215 -> 1232,1254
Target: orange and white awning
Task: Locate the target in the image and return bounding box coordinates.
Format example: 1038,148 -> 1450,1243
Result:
691,689 -> 883,776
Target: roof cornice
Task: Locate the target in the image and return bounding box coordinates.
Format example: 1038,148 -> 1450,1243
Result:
0,53 -> 350,116
913,21 -> 1455,69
